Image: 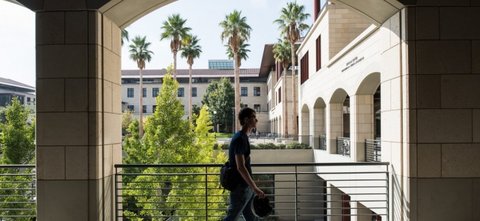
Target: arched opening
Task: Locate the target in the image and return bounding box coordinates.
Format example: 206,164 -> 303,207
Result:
328,88 -> 349,155
313,98 -> 327,150
300,104 -> 310,146
354,72 -> 380,161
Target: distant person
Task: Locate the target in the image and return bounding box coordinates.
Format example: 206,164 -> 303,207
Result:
223,107 -> 265,221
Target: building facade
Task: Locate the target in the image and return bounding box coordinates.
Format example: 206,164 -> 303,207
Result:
121,68 -> 270,133
0,77 -> 35,107
295,1 -> 480,221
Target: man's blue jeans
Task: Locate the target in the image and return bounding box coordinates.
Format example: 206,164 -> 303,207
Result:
223,184 -> 257,221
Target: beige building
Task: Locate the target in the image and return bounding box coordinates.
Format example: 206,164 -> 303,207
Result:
7,0 -> 480,220
121,68 -> 270,133
296,1 -> 480,221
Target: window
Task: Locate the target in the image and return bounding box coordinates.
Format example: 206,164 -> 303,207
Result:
242,104 -> 248,108
143,88 -> 147,98
316,35 -> 322,71
192,87 -> 197,97
152,105 -> 157,112
178,88 -> 185,97
253,87 -> 261,96
241,87 -> 248,96
254,104 -> 261,112
27,97 -> 31,102
300,51 -> 309,84
127,88 -> 134,98
142,105 -> 147,113
152,88 -> 159,97
278,87 -> 281,103
127,105 -> 134,112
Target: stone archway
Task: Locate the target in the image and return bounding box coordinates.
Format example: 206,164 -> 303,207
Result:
313,97 -> 326,150
300,104 -> 310,145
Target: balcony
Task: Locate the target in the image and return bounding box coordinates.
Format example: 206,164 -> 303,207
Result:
0,165 -> 36,220
365,139 -> 381,162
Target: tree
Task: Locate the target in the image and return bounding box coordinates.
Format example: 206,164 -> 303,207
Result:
0,98 -> 36,219
273,39 -> 292,137
226,40 -> 250,68
202,78 -> 235,132
129,35 -> 154,137
219,10 -> 252,131
121,29 -> 129,45
274,2 -> 310,136
122,68 -> 227,220
122,110 -> 134,136
180,35 -> 202,120
161,14 -> 192,79
0,98 -> 35,164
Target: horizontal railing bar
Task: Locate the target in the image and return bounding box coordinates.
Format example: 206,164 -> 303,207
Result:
115,162 -> 389,168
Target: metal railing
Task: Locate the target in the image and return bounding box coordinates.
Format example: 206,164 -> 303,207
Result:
115,162 -> 389,220
336,137 -> 351,156
0,165 -> 36,220
318,134 -> 327,150
365,139 -> 381,162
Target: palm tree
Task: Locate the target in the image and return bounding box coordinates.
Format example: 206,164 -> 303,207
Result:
220,10 -> 252,131
121,29 -> 129,45
226,41 -> 250,68
180,35 -> 202,120
273,40 -> 292,136
129,36 -> 153,136
161,14 -> 192,79
274,1 -> 310,136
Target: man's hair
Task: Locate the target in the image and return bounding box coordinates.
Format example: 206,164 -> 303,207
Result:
238,107 -> 255,126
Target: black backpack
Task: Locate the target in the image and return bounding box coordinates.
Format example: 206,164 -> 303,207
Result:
220,161 -> 238,191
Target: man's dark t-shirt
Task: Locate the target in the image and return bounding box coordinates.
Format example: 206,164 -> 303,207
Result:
228,130 -> 252,187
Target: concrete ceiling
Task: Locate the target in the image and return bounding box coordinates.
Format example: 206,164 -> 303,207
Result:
332,0 -> 406,25
99,0 -> 176,28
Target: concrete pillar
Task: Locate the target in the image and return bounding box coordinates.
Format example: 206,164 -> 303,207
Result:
301,106 -> 310,145
327,184 -> 342,221
35,7 -> 122,221
350,95 -> 374,162
312,106 -> 325,149
327,103 -> 343,154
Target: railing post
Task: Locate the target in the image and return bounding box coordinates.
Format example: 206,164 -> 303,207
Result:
294,165 -> 298,221
387,165 -> 390,221
205,166 -> 208,221
114,166 -> 118,221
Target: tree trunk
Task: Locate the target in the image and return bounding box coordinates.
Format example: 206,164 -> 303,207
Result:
173,50 -> 177,79
290,41 -> 297,136
139,68 -> 144,137
283,68 -> 288,137
189,64 -> 193,122
234,53 -> 241,131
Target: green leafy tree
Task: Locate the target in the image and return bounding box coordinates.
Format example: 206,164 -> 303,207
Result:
220,10 -> 252,131
180,35 -> 202,120
122,110 -> 134,136
274,2 -> 310,135
161,14 -> 192,79
0,98 -> 36,219
202,78 -> 235,133
123,67 -> 227,220
0,98 -> 35,164
129,35 -> 154,137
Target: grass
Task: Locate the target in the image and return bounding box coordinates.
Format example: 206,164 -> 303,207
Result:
213,132 -> 233,138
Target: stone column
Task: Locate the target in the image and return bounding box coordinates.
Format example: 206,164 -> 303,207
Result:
300,107 -> 310,145
350,95 -> 374,162
407,2 -> 480,221
326,103 -> 343,154
35,8 -> 122,221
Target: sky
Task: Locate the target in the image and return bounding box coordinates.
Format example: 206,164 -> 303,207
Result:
0,0 -> 315,87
